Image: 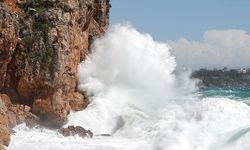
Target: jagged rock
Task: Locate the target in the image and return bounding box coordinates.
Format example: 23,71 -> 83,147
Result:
58,125 -> 93,138
0,0 -> 110,147
0,100 -> 10,147
1,0 -> 110,128
7,104 -> 39,128
0,93 -> 39,131
0,95 -> 39,147
0,3 -> 18,89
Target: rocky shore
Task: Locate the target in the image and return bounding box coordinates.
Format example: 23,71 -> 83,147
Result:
192,68 -> 250,88
0,0 -> 110,149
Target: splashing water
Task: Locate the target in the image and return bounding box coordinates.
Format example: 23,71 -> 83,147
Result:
8,25 -> 250,150
69,24 -> 194,133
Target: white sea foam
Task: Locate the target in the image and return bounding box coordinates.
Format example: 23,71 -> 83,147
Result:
8,24 -> 250,150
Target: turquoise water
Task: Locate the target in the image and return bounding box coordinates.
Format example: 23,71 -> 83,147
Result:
197,87 -> 250,100
197,87 -> 250,149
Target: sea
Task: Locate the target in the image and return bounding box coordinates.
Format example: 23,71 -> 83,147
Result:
8,25 -> 250,150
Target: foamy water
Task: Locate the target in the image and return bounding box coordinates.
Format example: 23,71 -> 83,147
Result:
8,25 -> 250,150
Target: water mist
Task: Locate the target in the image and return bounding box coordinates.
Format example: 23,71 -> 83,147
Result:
8,24 -> 250,150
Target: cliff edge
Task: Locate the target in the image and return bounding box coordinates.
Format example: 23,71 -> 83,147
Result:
0,0 -> 110,148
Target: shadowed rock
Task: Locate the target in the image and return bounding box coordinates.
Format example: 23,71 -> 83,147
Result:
58,125 -> 93,138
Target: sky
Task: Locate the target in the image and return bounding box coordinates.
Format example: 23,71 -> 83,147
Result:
110,0 -> 250,69
110,0 -> 250,41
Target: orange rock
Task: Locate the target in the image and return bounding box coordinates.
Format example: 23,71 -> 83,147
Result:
0,144 -> 6,150
5,104 -> 39,129
0,109 -> 10,146
3,0 -> 21,13
1,0 -> 110,128
0,125 -> 10,146
32,95 -> 69,128
0,94 -> 11,108
69,92 -> 89,111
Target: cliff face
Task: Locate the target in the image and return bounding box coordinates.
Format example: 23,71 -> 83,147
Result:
0,0 -> 110,132
0,4 -> 19,89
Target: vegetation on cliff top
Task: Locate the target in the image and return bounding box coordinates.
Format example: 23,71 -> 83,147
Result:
192,68 -> 250,88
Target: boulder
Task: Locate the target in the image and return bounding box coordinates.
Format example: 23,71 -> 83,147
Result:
58,125 -> 93,138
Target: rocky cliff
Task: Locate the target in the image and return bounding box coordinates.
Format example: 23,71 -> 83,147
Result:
0,0 -> 110,148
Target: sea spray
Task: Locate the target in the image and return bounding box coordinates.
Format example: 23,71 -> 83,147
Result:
69,24 -> 195,134
8,24 -> 250,150
69,24 -> 250,149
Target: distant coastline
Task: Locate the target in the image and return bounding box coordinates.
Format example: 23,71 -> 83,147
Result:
191,68 -> 250,88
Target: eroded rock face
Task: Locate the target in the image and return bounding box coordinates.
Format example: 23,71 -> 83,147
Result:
0,0 -> 110,127
0,4 -> 18,89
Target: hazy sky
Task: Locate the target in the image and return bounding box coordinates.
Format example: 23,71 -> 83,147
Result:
110,0 -> 250,69
110,0 -> 250,41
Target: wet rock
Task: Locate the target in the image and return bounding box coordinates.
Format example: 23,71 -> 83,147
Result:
58,127 -> 70,137
58,125 -> 93,138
